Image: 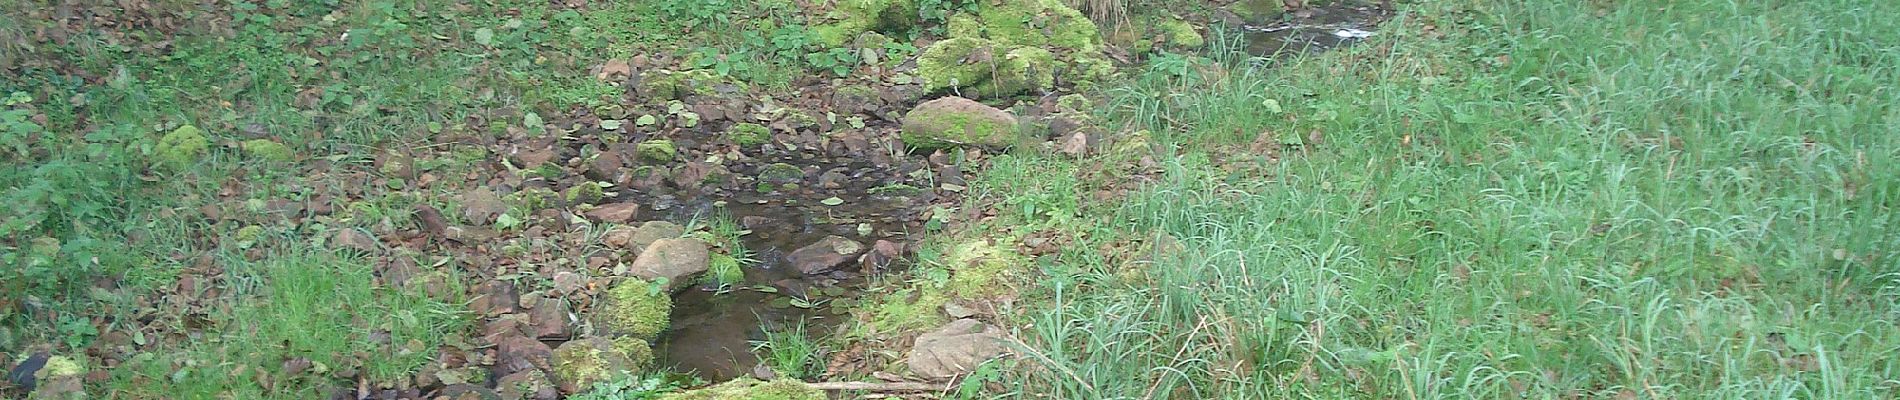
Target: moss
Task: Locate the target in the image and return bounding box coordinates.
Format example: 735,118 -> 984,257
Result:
811,0 -> 918,47
757,163 -> 804,184
612,337 -> 656,369
1158,18 -> 1205,48
899,103 -> 1021,149
507,188 -> 562,211
594,278 -> 672,339
658,378 -> 824,400
965,0 -> 1101,51
945,240 -> 1024,297
1056,94 -> 1094,113
637,139 -> 676,162
154,124 -> 208,170
916,38 -> 1058,98
639,70 -> 731,101
37,355 -> 84,378
551,337 -> 638,394
867,288 -> 948,335
241,139 -> 293,162
1110,129 -> 1156,158
566,182 -> 605,204
727,123 -> 771,147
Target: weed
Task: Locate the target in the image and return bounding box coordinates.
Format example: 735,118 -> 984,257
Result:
751,322 -> 828,380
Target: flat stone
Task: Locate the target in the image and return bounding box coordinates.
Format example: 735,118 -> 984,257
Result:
627,238 -> 710,290
787,236 -> 865,275
907,319 -> 1011,381
583,203 -> 641,224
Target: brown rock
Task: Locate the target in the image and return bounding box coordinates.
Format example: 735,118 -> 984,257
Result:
583,203 -> 641,224
627,238 -> 710,290
787,236 -> 865,275
415,205 -> 450,237
907,319 -> 1011,381
461,188 -> 509,225
859,239 -> 904,273
494,334 -> 552,377
526,298 -> 571,340
471,281 -> 520,316
497,369 -> 559,400
331,228 -> 381,254
602,221 -> 685,252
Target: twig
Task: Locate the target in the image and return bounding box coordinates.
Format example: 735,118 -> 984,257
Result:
804,381 -> 953,392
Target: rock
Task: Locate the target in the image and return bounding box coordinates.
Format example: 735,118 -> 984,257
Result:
471,281 -> 520,316
602,221 -> 685,252
377,256 -> 422,288
786,236 -> 865,275
808,0 -> 914,47
550,337 -> 652,395
22,355 -> 84,400
565,183 -> 606,205
154,125 -> 208,170
6,352 -> 47,392
591,279 -> 672,339
859,239 -> 904,272
438,384 -> 503,400
915,38 -> 1056,98
627,238 -> 710,289
817,169 -> 848,189
726,123 -> 771,147
900,97 -> 1021,149
552,271 -> 586,295
527,297 -> 572,339
461,188 -> 509,225
584,202 -> 641,224
656,378 -> 823,400
331,228 -> 381,253
1057,131 -> 1092,157
509,142 -> 558,169
586,151 -> 624,182
240,139 -> 293,162
494,335 -> 552,377
943,302 -> 978,319
907,319 -> 1011,381
415,204 -> 451,237
496,369 -> 559,400
1158,18 -> 1206,48
637,139 -> 677,162
756,162 -> 804,184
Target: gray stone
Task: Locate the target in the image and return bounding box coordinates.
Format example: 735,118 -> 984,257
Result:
907,319 -> 1011,381
628,238 -> 710,290
787,236 -> 865,275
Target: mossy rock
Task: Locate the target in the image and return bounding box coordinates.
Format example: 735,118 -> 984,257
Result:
953,0 -> 1103,53
638,70 -> 731,101
1158,18 -> 1205,49
810,0 -> 918,47
916,38 -> 1061,98
637,139 -> 677,162
154,125 -> 208,170
657,378 -> 824,400
241,139 -> 294,162
929,0 -> 1116,95
727,123 -> 771,147
550,337 -> 643,395
592,278 -> 672,340
506,188 -> 562,211
757,162 -> 804,184
566,182 -> 606,205
900,96 -> 1023,149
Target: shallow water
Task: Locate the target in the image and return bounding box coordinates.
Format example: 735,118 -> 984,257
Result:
1240,1 -> 1392,56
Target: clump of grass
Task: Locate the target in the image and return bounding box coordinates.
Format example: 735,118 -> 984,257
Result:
1000,0 -> 1900,398
751,321 -> 829,380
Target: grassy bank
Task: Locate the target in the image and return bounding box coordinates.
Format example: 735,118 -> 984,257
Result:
988,0 -> 1898,398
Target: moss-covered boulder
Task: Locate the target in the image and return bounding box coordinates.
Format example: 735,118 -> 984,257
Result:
900,97 -> 1022,149
550,337 -> 651,395
923,0 -> 1114,95
657,378 -> 823,400
241,139 -> 293,162
810,0 -> 918,47
757,162 -> 805,184
565,182 -> 606,205
154,125 -> 208,170
637,70 -> 733,101
726,123 -> 771,147
917,38 -> 1059,98
591,278 -> 672,339
637,139 -> 677,162
1158,18 -> 1206,49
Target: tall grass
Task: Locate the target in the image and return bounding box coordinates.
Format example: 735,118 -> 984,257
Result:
1016,0 -> 1899,397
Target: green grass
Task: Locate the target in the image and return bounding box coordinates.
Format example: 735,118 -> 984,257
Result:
752,321 -> 829,380
996,0 -> 1900,398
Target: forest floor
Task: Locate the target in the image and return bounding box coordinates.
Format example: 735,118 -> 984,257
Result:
2,0 -> 1896,399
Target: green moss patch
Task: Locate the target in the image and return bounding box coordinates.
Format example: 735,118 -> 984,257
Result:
658,378 -> 824,400
593,278 -> 673,340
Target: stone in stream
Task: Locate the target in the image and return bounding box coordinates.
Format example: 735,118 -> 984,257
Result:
907,319 -> 1012,381
786,236 -> 866,275
627,238 -> 710,291
900,97 -> 1022,149
601,221 -> 685,252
